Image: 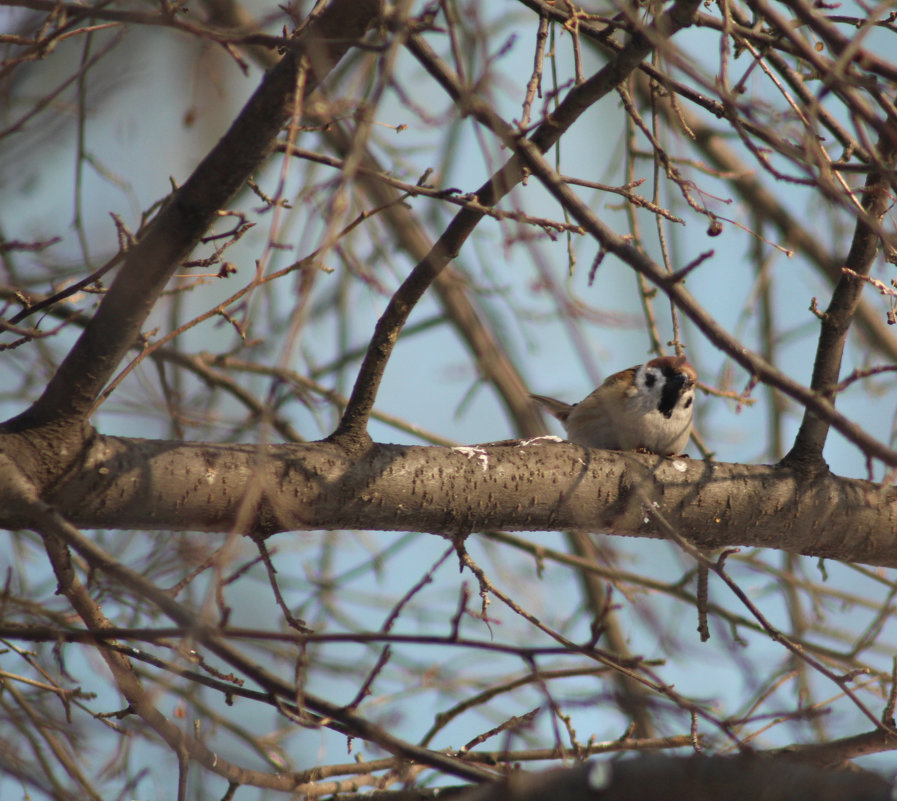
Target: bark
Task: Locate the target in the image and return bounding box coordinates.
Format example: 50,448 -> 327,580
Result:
12,434 -> 897,567
450,756 -> 891,801
1,0 -> 382,471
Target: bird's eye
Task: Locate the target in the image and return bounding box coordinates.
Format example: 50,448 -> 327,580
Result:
644,371 -> 656,388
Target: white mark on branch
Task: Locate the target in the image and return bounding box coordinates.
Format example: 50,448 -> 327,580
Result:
644,500 -> 661,525
453,446 -> 489,471
519,435 -> 565,446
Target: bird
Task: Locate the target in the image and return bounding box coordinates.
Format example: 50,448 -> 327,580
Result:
530,355 -> 697,456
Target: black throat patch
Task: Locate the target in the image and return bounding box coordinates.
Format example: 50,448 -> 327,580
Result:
657,366 -> 686,418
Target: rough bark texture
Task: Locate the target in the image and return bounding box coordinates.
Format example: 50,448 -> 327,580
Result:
18,435 -> 897,567
1,0 -> 383,474
452,756 -> 892,801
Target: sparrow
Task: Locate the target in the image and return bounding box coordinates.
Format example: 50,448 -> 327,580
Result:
530,355 -> 697,455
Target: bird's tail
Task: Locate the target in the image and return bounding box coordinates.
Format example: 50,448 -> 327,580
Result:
529,394 -> 573,423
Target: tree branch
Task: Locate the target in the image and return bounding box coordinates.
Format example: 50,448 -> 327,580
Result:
19,436 -> 897,567
22,502 -> 499,785
3,0 -> 381,432
507,133 -> 897,469
393,3 -> 897,470
524,0 -> 897,367
330,0 -> 703,447
783,143 -> 897,469
450,756 -> 892,801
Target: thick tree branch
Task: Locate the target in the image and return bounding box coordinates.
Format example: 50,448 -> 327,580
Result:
450,756 -> 892,801
6,0 -> 897,793
206,0 -> 654,740
783,143 -> 897,469
14,436 -> 897,567
3,0 -> 381,433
